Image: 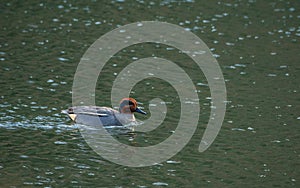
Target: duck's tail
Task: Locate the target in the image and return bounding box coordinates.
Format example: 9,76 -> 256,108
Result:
61,109 -> 77,121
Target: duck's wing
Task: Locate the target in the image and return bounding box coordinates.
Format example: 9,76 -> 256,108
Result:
65,106 -> 118,117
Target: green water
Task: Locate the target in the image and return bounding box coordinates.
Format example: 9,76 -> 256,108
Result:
1,0 -> 299,187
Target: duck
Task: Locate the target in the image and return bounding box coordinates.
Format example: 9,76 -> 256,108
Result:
62,98 -> 147,126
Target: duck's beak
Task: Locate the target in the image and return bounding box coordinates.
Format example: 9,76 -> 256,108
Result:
135,107 -> 147,115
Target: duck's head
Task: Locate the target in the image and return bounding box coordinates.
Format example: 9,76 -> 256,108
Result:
119,98 -> 147,115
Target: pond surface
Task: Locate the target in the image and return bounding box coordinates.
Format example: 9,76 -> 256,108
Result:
1,0 -> 299,187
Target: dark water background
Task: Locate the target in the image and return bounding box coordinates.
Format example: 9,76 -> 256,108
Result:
1,0 -> 299,187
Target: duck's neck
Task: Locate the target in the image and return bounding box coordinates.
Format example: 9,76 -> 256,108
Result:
115,113 -> 136,125
118,106 -> 137,123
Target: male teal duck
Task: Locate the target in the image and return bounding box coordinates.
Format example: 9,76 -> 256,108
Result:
63,98 -> 147,126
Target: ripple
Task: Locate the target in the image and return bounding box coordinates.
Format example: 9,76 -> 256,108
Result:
231,128 -> 246,131
58,57 -> 69,62
166,160 -> 181,164
20,155 -> 30,159
76,164 -> 90,169
153,182 -> 169,186
54,141 -> 67,145
54,166 -> 65,170
0,115 -> 77,131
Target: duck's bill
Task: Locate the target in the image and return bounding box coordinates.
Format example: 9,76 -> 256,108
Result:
135,107 -> 147,115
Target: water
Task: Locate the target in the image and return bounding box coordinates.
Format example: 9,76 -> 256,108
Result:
1,0 -> 299,187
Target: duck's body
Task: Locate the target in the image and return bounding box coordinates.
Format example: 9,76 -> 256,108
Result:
63,98 -> 146,126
